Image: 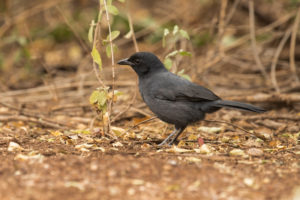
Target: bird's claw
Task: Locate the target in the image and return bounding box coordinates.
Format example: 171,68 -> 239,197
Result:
158,138 -> 175,147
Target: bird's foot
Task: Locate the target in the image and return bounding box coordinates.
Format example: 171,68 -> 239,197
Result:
158,138 -> 175,147
158,140 -> 171,147
157,128 -> 183,147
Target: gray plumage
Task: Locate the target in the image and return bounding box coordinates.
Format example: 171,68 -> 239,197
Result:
118,52 -> 265,145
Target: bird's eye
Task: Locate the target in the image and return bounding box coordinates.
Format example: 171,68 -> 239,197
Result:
135,59 -> 141,64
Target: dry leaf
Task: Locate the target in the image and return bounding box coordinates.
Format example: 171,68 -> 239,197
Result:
244,178 -> 254,187
141,143 -> 151,149
94,147 -> 106,152
65,181 -> 86,191
256,127 -> 273,140
185,157 -> 202,163
132,116 -> 152,125
164,146 -> 194,153
229,149 -> 246,157
75,143 -> 96,152
187,180 -> 201,191
14,153 -> 44,162
8,141 -> 23,152
112,141 -> 123,147
131,179 -> 144,185
244,138 -> 263,147
194,144 -> 213,154
187,134 -> 198,140
247,148 -> 263,156
198,126 -> 222,134
51,130 -> 63,137
111,126 -> 126,137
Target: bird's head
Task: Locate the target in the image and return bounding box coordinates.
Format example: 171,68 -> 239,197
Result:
117,52 -> 167,77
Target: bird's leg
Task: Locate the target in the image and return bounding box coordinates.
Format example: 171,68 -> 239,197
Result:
167,126 -> 185,145
158,129 -> 178,146
158,126 -> 186,146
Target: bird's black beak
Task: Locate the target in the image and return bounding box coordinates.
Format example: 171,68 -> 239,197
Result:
117,58 -> 133,66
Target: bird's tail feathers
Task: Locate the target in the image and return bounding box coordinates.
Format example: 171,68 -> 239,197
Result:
214,100 -> 266,113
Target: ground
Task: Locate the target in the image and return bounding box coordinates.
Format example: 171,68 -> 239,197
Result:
0,107 -> 299,200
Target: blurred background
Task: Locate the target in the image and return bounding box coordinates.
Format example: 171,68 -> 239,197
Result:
0,0 -> 300,120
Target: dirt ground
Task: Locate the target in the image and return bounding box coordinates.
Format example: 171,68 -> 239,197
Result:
0,104 -> 299,200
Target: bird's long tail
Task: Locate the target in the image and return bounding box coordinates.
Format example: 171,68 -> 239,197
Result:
213,100 -> 266,113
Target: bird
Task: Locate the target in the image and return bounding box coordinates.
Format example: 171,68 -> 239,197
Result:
117,52 -> 266,146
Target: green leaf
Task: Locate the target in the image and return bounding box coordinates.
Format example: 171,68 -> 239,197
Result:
164,28 -> 170,37
18,36 -> 27,46
177,69 -> 184,74
221,35 -> 236,47
166,50 -> 178,58
105,44 -> 117,58
177,69 -> 191,81
107,0 -> 113,5
89,89 -> 108,111
106,45 -> 111,58
124,30 -> 132,39
163,58 -> 173,70
118,0 -> 125,2
180,74 -> 191,81
72,129 -> 91,135
179,50 -> 192,56
107,5 -> 119,15
114,90 -> 123,96
91,46 -> 102,70
172,25 -> 179,35
89,91 -> 101,104
106,30 -> 120,41
179,29 -> 190,40
102,40 -> 108,45
98,10 -> 103,21
88,20 -> 95,43
162,28 -> 169,47
97,90 -> 108,107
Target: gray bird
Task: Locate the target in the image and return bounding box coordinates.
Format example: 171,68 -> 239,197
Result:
118,52 -> 265,146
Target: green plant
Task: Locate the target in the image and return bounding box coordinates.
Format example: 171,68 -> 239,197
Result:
50,24 -> 74,43
162,25 -> 192,81
88,0 -> 125,132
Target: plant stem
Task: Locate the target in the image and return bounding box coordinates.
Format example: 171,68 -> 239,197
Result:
103,0 -> 115,132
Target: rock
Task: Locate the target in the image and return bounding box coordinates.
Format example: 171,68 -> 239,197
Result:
247,148 -> 263,156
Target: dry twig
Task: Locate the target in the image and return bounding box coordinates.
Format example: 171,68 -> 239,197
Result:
224,11 -> 295,52
218,0 -> 228,57
290,7 -> 300,82
271,28 -> 292,93
229,92 -> 300,103
225,0 -> 241,25
0,80 -> 134,99
55,6 -> 89,53
103,0 -> 116,132
249,0 -> 268,79
111,4 -> 140,123
0,0 -> 72,40
125,116 -> 158,133
92,4 -> 106,88
0,115 -> 69,129
238,114 -> 300,121
0,102 -> 72,128
126,4 -> 139,53
204,119 -> 267,140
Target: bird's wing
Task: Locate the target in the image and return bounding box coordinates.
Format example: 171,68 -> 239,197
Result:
152,72 -> 220,102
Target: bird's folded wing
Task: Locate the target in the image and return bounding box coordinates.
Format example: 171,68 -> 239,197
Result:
153,74 -> 220,102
